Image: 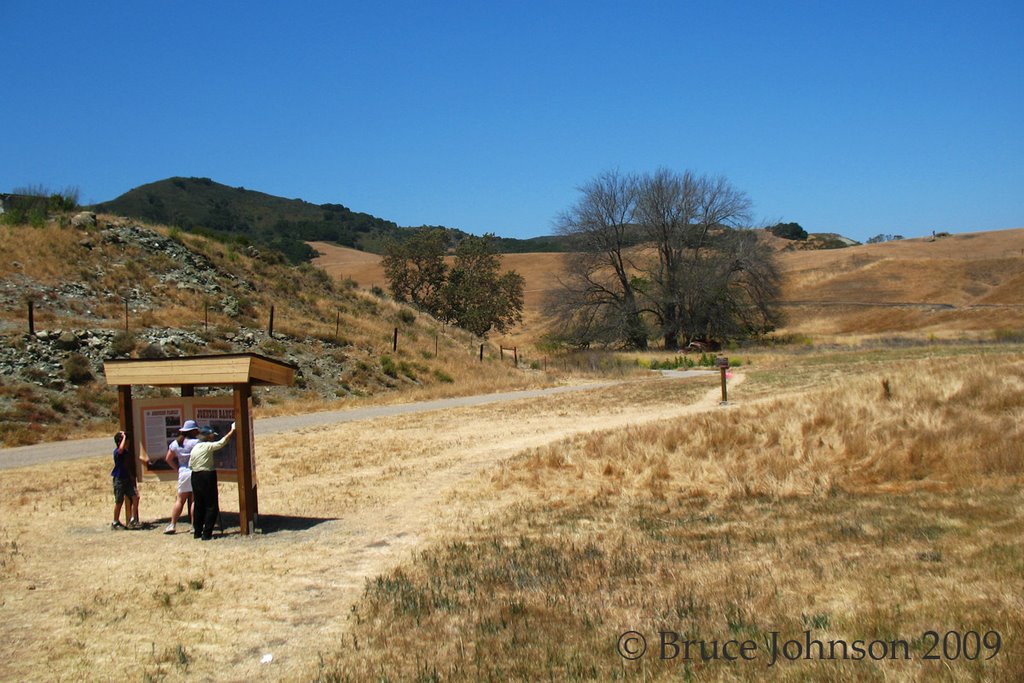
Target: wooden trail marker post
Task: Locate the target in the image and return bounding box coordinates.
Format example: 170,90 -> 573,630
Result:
103,353 -> 296,536
716,356 -> 729,404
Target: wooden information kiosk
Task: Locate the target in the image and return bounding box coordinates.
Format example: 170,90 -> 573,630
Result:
103,353 -> 296,536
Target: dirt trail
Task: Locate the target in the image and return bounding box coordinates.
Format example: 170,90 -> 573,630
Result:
251,375 -> 744,680
0,373 -> 743,682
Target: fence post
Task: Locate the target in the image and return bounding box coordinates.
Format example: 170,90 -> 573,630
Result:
27,300 -> 34,336
335,311 -> 340,340
393,327 -> 398,353
434,333 -> 438,357
479,343 -> 484,362
514,347 -> 518,366
268,305 -> 275,338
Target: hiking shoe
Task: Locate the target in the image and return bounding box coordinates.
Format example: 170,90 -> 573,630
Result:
111,521 -> 125,530
164,524 -> 176,535
127,519 -> 140,530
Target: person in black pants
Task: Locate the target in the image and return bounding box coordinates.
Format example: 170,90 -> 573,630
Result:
188,423 -> 236,540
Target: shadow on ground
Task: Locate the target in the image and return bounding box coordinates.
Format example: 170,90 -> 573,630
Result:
247,512 -> 338,535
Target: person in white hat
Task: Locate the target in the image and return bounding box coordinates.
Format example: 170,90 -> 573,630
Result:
163,420 -> 201,534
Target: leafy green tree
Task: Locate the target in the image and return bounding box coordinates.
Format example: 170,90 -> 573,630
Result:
768,222 -> 808,241
381,227 -> 449,312
440,234 -> 524,337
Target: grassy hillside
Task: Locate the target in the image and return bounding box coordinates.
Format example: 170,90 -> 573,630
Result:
0,214 -> 560,446
310,241 -> 569,349
774,228 -> 1024,339
313,227 -> 1024,346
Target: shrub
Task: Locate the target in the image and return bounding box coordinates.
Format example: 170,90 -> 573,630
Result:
110,331 -> 136,357
63,353 -> 93,384
139,343 -> 166,359
993,328 -> 1024,343
380,356 -> 398,378
768,222 -> 808,241
261,339 -> 286,356
398,360 -> 417,381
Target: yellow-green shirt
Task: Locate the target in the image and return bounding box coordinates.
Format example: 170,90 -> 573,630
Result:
189,435 -> 231,472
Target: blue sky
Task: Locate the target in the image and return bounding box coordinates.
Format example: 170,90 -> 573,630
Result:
2,1 -> 1021,242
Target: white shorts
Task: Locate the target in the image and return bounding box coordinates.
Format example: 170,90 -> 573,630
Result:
177,467 -> 193,494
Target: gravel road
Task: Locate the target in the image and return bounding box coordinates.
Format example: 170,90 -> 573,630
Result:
0,371 -> 719,470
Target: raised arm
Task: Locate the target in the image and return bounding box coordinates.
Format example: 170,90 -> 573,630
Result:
208,424 -> 237,452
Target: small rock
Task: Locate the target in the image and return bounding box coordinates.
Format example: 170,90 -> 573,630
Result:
55,331 -> 80,350
71,211 -> 97,229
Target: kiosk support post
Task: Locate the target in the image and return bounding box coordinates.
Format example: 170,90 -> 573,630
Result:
234,383 -> 257,535
117,385 -> 136,476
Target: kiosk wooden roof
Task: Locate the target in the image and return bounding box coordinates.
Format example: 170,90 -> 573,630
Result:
102,353 -> 297,536
103,352 -> 296,388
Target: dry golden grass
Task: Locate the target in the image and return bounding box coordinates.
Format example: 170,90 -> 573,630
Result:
0,373 -> 717,682
493,357 -> 1024,501
315,350 -> 1024,682
775,228 -> 1024,340
312,227 -> 1024,349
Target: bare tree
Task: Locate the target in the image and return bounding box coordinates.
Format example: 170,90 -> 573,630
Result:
634,168 -> 697,349
635,169 -> 774,348
675,228 -> 782,344
550,168 -> 782,349
550,170 -> 649,349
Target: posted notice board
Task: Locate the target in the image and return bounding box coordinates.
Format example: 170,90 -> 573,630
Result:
133,396 -> 253,483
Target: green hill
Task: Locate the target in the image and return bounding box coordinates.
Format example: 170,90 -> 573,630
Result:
92,177 -> 578,261
91,176 -> 406,262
